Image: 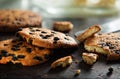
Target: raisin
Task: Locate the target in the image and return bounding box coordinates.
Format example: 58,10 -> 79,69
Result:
28,38 -> 33,45
1,50 -> 7,57
17,55 -> 25,58
4,44 -> 8,46
26,48 -> 32,53
33,56 -> 43,61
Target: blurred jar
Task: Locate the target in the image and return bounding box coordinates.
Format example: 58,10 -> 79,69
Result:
30,0 -> 120,18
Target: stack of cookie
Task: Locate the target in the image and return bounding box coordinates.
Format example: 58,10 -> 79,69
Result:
0,10 -> 78,66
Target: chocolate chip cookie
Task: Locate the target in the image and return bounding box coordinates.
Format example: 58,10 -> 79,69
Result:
0,38 -> 51,66
17,27 -> 78,48
85,33 -> 120,61
0,9 -> 42,33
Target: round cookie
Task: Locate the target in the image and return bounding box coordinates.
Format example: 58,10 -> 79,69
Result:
0,9 -> 42,33
17,27 -> 78,48
0,38 -> 51,66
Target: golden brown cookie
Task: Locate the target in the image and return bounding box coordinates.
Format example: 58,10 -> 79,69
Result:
17,27 -> 78,48
82,52 -> 98,65
51,56 -> 72,68
75,25 -> 101,43
0,9 -> 42,33
0,38 -> 51,66
84,33 -> 120,61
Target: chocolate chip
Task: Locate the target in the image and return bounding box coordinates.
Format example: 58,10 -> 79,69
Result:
36,29 -> 41,31
1,50 -> 7,57
30,29 -> 35,32
51,31 -> 56,34
8,54 -> 15,56
41,31 -> 47,34
4,44 -> 8,46
11,47 -> 20,51
11,39 -> 17,43
44,54 -> 49,59
18,28 -> 23,31
17,42 -> 23,46
0,55 -> 2,60
33,56 -> 43,61
108,67 -> 113,72
40,35 -> 49,39
39,47 -> 44,50
107,67 -> 113,76
28,38 -> 33,45
29,27 -> 33,29
29,32 -> 34,35
15,33 -> 23,39
12,55 -> 18,61
39,34 -> 44,37
113,50 -> 120,54
54,37 -> 59,41
17,55 -> 25,58
64,37 -> 69,40
26,48 -> 32,53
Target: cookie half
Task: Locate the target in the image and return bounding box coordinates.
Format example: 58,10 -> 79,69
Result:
0,38 -> 51,66
17,27 -> 78,48
84,33 -> 120,61
0,9 -> 42,33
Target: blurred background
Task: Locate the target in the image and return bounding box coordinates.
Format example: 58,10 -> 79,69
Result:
0,0 -> 120,32
0,0 -> 120,18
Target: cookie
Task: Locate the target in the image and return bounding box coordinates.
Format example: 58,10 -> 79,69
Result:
17,27 -> 78,48
0,38 -> 51,66
84,33 -> 120,61
0,9 -> 42,33
82,52 -> 98,65
53,21 -> 73,33
75,25 -> 101,43
51,56 -> 72,68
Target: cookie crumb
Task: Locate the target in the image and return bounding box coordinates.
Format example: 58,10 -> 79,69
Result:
75,69 -> 81,75
108,66 -> 113,73
107,66 -> 113,76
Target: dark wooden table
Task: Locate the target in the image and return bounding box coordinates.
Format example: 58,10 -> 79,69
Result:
0,17 -> 120,79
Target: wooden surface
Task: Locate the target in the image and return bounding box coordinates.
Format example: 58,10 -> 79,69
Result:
0,17 -> 120,79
